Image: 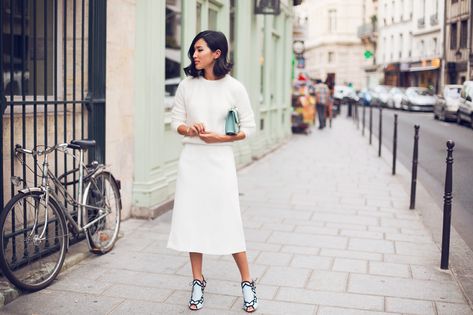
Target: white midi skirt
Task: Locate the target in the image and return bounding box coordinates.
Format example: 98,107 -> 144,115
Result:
167,144 -> 246,255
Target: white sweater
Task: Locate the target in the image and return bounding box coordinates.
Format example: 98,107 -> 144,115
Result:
171,74 -> 256,145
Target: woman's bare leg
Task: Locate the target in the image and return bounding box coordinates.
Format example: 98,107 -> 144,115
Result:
232,251 -> 252,282
189,252 -> 204,281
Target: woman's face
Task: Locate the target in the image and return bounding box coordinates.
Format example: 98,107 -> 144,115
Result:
193,38 -> 221,72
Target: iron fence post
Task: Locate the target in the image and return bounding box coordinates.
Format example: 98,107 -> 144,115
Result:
362,103 -> 366,136
441,140 -> 455,270
409,125 -> 420,209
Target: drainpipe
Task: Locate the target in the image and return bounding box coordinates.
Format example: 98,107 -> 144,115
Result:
441,0 -> 448,87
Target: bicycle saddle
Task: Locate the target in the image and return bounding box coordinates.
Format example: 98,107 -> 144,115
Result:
69,139 -> 96,150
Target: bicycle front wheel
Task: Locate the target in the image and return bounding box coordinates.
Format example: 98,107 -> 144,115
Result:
0,191 -> 67,291
84,171 -> 121,254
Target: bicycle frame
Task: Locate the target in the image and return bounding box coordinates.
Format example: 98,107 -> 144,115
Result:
17,145 -> 109,247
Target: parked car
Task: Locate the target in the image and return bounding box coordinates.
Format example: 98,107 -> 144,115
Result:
334,85 -> 358,102
401,87 -> 437,112
434,84 -> 462,121
371,85 -> 391,107
387,87 -> 406,109
357,88 -> 373,106
457,81 -> 473,127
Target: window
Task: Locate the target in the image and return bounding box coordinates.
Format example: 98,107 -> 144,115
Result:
2,0 -> 55,96
452,0 -> 458,3
400,0 -> 404,20
433,37 -> 437,55
196,2 -> 202,33
209,7 -> 218,31
390,35 -> 394,60
165,0 -> 182,111
420,40 -> 424,57
328,51 -> 334,63
460,20 -> 468,48
399,34 -> 403,58
392,0 -> 395,22
450,22 -> 458,49
328,9 -> 337,32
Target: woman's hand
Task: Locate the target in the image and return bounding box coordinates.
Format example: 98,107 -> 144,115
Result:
198,132 -> 226,143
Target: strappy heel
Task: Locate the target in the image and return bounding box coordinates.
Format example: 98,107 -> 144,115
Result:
241,280 -> 258,313
189,277 -> 206,311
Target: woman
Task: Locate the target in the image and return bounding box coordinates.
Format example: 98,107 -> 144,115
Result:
167,30 -> 258,313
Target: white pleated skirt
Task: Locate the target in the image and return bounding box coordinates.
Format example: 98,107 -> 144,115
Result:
167,144 -> 246,255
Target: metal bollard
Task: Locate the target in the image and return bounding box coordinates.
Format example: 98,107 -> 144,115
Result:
369,105 -> 373,145
392,114 -> 398,175
362,104 -> 366,136
356,102 -> 360,129
441,140 -> 455,270
409,125 -> 420,210
378,105 -> 383,157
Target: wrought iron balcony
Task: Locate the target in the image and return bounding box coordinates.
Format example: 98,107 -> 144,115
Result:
417,17 -> 425,28
357,22 -> 377,39
430,13 -> 438,26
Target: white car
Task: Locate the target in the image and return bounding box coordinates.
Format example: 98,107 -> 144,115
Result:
434,85 -> 462,121
457,81 -> 473,128
387,87 -> 406,109
401,87 -> 437,112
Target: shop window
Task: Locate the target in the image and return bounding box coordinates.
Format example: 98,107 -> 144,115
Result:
165,0 -> 182,112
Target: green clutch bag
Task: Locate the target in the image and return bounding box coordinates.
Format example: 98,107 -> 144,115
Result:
225,107 -> 240,135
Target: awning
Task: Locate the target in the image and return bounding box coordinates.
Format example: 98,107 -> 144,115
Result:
409,65 -> 439,72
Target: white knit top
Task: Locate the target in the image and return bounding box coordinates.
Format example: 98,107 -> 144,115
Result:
171,74 -> 256,145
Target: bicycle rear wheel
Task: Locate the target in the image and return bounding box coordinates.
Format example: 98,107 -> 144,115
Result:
0,191 -> 67,291
84,171 -> 121,254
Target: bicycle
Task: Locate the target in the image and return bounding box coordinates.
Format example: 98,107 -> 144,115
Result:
0,140 -> 121,291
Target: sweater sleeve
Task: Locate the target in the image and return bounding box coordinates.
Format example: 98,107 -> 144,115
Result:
237,84 -> 256,139
170,79 -> 187,132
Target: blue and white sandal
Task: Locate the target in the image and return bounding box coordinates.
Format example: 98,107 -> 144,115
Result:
241,280 -> 258,313
189,277 -> 206,311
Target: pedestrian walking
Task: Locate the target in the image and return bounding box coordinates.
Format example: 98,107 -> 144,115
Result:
315,79 -> 329,129
167,30 -> 258,313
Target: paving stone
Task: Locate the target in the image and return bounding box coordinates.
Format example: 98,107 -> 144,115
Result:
242,228 -> 273,242
340,229 -> 384,239
395,241 -> 439,257
368,226 -> 400,234
290,254 -> 333,270
325,222 -> 367,231
261,222 -> 295,232
268,231 -> 348,249
255,252 -> 293,266
230,298 -> 317,314
368,261 -> 410,278
320,249 -> 383,261
348,274 -> 466,302
204,279 -> 278,300
436,302 -> 473,315
281,245 -> 321,255
102,283 -> 172,302
410,265 -> 454,282
333,258 -> 367,273
312,213 -> 379,226
317,306 -> 401,315
245,241 -> 281,252
385,233 -> 433,243
0,290 -> 122,315
349,238 -> 395,254
176,260 -> 267,282
383,253 -> 438,265
259,266 -> 311,288
110,299 -> 190,314
385,297 -> 435,315
294,226 -> 339,236
276,287 -> 384,311
306,270 -> 348,292
165,290 -> 237,310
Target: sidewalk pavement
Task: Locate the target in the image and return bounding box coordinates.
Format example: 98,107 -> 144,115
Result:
1,117 -> 473,315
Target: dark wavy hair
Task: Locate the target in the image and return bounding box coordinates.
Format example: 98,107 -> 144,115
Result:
184,30 -> 233,78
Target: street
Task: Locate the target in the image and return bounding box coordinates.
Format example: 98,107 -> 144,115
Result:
361,106 -> 473,251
